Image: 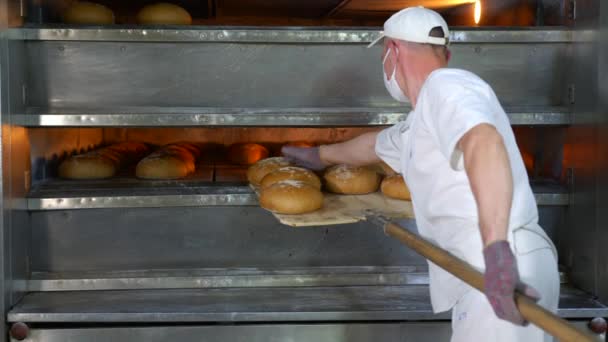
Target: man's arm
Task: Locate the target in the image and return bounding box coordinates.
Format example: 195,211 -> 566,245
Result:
281,129 -> 383,170
320,130 -> 383,166
458,123 -> 511,246
458,123 -> 539,326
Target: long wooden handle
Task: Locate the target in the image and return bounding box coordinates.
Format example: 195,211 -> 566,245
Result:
382,221 -> 597,342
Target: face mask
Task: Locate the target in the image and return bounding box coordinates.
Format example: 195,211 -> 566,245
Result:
383,48 -> 409,103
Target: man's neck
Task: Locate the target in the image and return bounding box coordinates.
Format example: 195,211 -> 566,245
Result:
406,62 -> 446,108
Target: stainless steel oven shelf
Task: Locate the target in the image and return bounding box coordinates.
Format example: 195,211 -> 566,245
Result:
27,181 -> 256,210
3,27 -> 594,44
27,181 -> 568,210
12,106 -> 570,127
7,285 -> 607,323
27,266 -> 571,292
27,266 -> 430,292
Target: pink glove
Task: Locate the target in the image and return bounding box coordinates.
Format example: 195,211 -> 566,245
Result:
483,240 -> 541,326
281,146 -> 326,171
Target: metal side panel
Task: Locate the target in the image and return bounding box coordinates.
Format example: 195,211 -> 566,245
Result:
597,0 -> 608,304
27,205 -> 563,273
21,39 -> 569,109
12,323 -> 453,342
0,17 -> 7,342
28,208 -> 428,272
560,0 -> 604,300
2,8 -> 32,338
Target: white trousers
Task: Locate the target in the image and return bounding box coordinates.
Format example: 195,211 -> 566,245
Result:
450,229 -> 560,342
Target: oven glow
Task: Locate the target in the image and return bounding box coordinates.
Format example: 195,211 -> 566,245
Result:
474,0 -> 481,25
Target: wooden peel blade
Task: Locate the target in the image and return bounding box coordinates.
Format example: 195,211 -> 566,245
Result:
365,214 -> 598,342
255,189 -> 415,227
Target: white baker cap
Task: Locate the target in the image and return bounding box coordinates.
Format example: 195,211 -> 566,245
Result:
367,6 -> 450,48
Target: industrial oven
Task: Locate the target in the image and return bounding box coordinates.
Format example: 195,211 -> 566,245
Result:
0,0 -> 607,341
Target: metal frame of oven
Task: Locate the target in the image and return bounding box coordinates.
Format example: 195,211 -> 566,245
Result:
0,0 -> 607,340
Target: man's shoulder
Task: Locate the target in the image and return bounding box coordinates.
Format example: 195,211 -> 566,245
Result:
422,68 -> 492,101
426,68 -> 488,89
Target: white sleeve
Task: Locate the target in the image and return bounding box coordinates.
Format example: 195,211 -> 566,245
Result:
375,120 -> 410,174
426,89 -> 496,171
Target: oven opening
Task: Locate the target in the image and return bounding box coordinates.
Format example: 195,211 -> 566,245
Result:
25,126 -> 568,192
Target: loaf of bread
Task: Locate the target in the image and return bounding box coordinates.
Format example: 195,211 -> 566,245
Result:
228,143 -> 269,166
324,164 -> 381,194
136,3 -> 192,25
135,142 -> 203,179
63,1 -> 115,24
260,166 -> 321,190
58,142 -> 149,179
247,157 -> 291,187
260,180 -> 324,214
380,175 -> 411,200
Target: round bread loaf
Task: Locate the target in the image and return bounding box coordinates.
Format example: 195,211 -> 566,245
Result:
58,142 -> 149,179
136,3 -> 192,25
135,143 -> 200,179
260,166 -> 321,190
324,164 -> 380,194
58,153 -> 117,179
228,143 -> 269,166
170,141 -> 203,160
381,175 -> 411,200
247,157 -> 291,186
135,156 -> 192,179
63,1 -> 115,24
260,180 -> 323,214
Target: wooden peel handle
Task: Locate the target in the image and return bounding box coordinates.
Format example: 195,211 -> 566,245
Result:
383,221 -> 598,342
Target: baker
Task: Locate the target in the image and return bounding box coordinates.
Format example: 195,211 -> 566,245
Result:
282,7 -> 559,341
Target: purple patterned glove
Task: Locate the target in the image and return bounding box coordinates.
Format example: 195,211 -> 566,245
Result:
281,146 -> 326,171
483,240 -> 541,326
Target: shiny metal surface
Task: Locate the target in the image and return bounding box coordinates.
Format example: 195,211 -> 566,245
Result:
534,193 -> 570,206
23,40 -> 568,109
2,11 -> 31,336
597,0 -> 608,303
12,106 -> 571,126
14,108 -> 407,126
3,27 -> 594,43
561,0 -> 606,303
29,206 -> 429,272
12,323 -> 453,342
7,285 -> 608,323
8,286 -> 445,322
0,4 -> 8,339
27,266 -> 429,291
29,194 -> 256,210
26,182 -> 569,210
3,126 -> 31,306
26,268 -> 568,292
27,192 -> 569,210
28,181 -> 253,209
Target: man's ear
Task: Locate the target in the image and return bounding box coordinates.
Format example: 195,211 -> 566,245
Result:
446,49 -> 452,63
